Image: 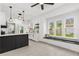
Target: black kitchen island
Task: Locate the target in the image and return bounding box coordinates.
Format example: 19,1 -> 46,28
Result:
0,34 -> 29,53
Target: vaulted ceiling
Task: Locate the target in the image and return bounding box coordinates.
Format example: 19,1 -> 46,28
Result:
0,3 -> 64,21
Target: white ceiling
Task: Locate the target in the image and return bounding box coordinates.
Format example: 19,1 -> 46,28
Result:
0,3 -> 64,20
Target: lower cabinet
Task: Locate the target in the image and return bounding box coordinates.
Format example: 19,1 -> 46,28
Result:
0,37 -> 3,53
0,34 -> 28,53
15,35 -> 28,48
15,35 -> 24,48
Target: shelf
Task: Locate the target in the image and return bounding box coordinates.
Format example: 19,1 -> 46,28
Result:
1,25 -> 7,28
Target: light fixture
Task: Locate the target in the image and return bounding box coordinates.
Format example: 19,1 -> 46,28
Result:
22,11 -> 24,21
18,13 -> 22,20
9,6 -> 13,22
31,3 -> 54,10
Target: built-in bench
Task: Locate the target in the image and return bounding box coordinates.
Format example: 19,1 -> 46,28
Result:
44,36 -> 79,45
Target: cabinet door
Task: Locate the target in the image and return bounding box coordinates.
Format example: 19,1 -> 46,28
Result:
2,36 -> 15,52
15,35 -> 22,48
19,35 -> 27,46
6,36 -> 16,50
22,35 -> 28,45
1,36 -> 8,52
0,37 -> 3,53
15,35 -> 28,48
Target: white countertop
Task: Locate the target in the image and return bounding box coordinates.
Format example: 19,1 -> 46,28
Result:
0,33 -> 28,37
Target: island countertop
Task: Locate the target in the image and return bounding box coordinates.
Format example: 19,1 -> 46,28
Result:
0,33 -> 28,37
0,33 -> 29,53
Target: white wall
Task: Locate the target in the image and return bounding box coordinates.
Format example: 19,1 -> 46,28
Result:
30,3 -> 79,41
0,12 -> 7,25
1,3 -> 79,41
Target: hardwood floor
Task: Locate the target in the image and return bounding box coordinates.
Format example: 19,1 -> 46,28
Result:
0,40 -> 79,56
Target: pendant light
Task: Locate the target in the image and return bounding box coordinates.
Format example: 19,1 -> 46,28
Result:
9,6 -> 13,22
22,11 -> 24,21
18,13 -> 22,20
18,11 -> 25,21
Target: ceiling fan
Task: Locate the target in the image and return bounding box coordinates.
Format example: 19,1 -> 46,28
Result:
31,3 -> 54,10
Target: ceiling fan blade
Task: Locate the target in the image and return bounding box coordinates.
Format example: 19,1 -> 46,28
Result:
31,3 -> 39,7
41,4 -> 44,10
44,3 -> 54,5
